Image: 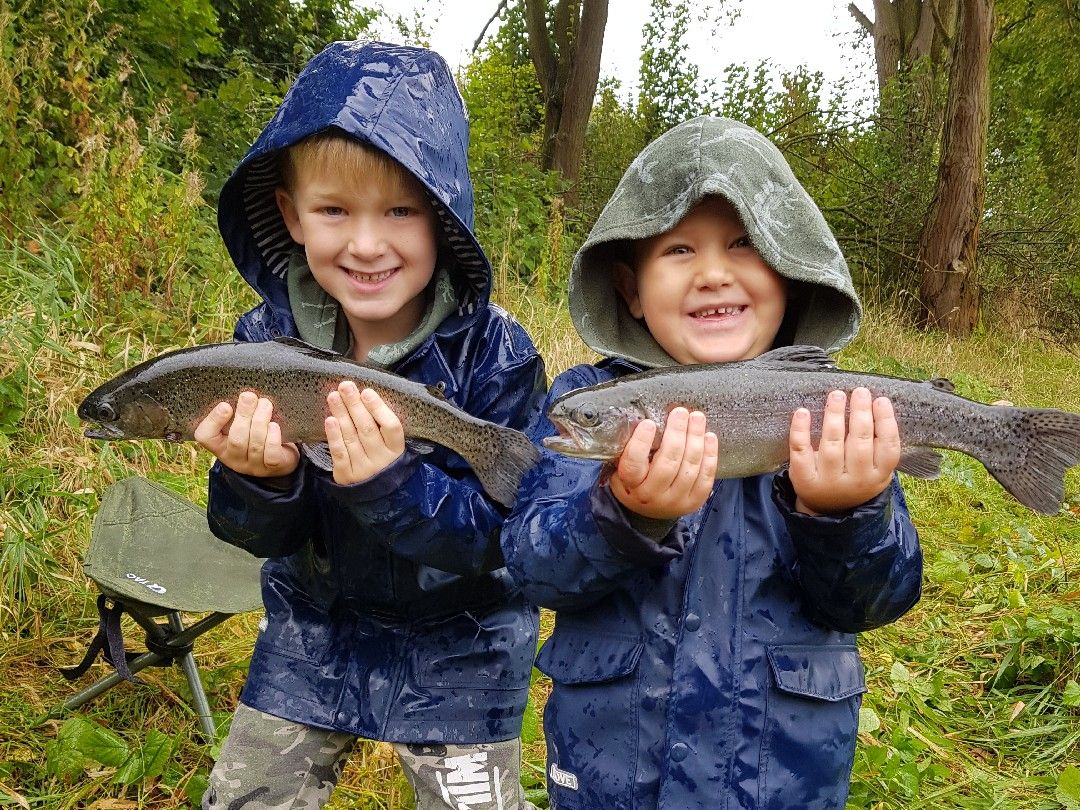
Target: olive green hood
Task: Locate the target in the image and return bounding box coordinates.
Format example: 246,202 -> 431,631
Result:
569,116 -> 861,368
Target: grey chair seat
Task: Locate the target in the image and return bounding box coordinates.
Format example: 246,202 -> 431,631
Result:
53,476 -> 265,740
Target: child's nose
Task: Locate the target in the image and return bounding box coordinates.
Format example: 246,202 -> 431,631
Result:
695,253 -> 734,288
347,224 -> 386,259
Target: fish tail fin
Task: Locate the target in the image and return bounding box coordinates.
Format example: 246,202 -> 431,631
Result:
981,409 -> 1080,514
465,425 -> 540,509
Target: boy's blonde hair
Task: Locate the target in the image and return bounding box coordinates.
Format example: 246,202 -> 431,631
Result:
279,131 -> 420,194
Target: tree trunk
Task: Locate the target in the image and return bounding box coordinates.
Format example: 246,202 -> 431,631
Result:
915,0 -> 993,334
524,0 -> 609,203
849,0 -> 955,88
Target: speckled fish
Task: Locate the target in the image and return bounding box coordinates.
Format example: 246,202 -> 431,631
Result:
543,345 -> 1080,515
78,338 -> 539,507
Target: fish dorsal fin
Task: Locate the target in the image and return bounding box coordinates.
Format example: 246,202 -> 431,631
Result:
271,337 -> 390,370
272,336 -> 344,359
928,377 -> 955,393
747,345 -> 838,372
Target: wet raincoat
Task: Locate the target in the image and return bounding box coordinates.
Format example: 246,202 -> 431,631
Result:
207,41 -> 545,744
501,117 -> 923,807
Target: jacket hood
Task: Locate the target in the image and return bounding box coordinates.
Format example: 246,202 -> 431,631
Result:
569,116 -> 861,367
218,40 -> 490,323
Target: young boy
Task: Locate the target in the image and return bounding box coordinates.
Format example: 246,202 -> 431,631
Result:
501,116 -> 923,809
195,41 -> 545,809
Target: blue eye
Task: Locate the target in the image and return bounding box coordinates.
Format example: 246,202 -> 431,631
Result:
323,206 -> 345,217
389,206 -> 412,218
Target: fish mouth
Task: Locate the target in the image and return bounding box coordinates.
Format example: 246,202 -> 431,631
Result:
542,421 -> 614,460
83,423 -> 126,440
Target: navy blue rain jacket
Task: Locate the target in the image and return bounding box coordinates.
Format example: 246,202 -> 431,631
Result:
207,41 -> 545,743
502,359 -> 923,808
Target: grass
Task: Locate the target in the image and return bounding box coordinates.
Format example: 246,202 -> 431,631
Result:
1,223 -> 1078,809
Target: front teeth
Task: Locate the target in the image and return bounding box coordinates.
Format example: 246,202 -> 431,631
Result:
693,306 -> 742,318
348,269 -> 394,283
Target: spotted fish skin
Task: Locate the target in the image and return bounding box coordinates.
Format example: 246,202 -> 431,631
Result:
543,345 -> 1080,515
78,338 -> 539,507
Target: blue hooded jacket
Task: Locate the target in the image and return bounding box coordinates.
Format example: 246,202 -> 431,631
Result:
207,41 -> 546,743
501,118 -> 923,807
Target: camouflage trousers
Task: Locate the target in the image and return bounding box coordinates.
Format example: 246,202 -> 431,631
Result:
202,703 -> 537,810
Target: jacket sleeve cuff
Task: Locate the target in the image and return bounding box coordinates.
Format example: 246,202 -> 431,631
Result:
326,449 -> 421,503
591,485 -> 685,565
216,460 -> 305,506
772,470 -> 895,559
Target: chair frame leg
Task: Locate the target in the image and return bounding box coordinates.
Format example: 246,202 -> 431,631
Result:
53,609 -> 234,741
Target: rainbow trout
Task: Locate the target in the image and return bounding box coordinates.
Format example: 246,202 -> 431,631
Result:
78,338 -> 539,507
543,345 -> 1080,514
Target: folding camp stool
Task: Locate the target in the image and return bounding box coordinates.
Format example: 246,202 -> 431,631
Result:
54,476 -> 264,740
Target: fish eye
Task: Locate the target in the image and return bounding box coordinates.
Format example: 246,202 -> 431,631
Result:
574,406 -> 598,427
97,402 -> 117,422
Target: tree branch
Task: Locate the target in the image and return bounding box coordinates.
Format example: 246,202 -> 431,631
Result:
472,0 -> 509,53
848,1 -> 874,33
524,0 -> 557,98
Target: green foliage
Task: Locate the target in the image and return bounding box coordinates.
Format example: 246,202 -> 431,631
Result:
460,39 -> 565,291
637,0 -> 710,142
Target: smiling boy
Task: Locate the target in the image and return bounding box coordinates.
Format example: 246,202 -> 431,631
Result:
502,116 -> 923,809
196,42 -> 544,810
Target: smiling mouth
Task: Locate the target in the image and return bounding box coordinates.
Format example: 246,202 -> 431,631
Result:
346,268 -> 396,283
691,305 -> 745,318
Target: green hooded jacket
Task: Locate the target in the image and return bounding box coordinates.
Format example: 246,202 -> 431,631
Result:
569,115 -> 862,367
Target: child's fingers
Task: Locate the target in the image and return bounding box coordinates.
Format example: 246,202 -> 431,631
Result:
324,415 -> 354,474
194,401 -> 233,449
337,382 -> 382,451
672,411 -> 708,492
641,408 -> 691,492
360,388 -> 405,454
245,397 -> 275,462
615,419 -> 658,490
226,391 -> 259,456
872,395 -> 902,472
690,431 -> 719,502
844,387 -> 875,473
816,390 -> 848,476
787,407 -> 816,479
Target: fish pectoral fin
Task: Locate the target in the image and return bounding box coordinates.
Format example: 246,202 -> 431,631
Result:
897,447 -> 942,479
928,377 -> 956,393
750,345 -> 838,372
301,442 -> 334,471
406,438 -> 437,455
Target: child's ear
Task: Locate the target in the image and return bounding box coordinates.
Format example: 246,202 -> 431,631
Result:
612,261 -> 644,319
274,187 -> 305,245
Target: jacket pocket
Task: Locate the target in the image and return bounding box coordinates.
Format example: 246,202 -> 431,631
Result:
535,629 -> 643,684
760,644 -> 866,809
412,604 -> 537,691
252,572 -> 334,665
535,630 -> 643,810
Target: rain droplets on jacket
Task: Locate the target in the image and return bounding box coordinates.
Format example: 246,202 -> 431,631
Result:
207,40 -> 546,743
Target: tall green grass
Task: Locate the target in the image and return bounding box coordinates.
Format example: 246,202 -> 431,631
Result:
1,217 -> 1077,808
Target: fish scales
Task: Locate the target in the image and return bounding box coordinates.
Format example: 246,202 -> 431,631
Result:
543,345 -> 1080,514
78,339 -> 539,507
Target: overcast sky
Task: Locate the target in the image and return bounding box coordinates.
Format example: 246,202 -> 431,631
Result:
378,0 -> 877,108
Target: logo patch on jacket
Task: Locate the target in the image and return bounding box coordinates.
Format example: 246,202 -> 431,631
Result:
550,762 -> 579,790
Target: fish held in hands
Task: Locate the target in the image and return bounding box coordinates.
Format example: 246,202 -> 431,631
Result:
543,345 -> 1080,515
78,338 -> 539,507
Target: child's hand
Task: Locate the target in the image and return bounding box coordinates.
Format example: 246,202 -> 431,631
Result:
194,391 -> 300,477
787,387 -> 902,515
325,381 -> 405,486
609,407 -> 719,521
